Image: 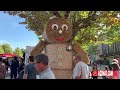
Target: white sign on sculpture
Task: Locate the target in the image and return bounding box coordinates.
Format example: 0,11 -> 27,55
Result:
25,46 -> 34,65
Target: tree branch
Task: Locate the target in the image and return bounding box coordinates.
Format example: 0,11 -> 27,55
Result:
70,11 -> 97,43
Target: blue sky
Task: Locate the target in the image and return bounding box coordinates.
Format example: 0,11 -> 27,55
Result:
0,11 -> 39,50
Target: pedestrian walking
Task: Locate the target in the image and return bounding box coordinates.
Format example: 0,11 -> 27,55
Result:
10,56 -> 19,79
109,61 -> 120,79
102,66 -> 109,79
34,54 -> 55,79
17,57 -> 25,79
91,66 -> 98,79
73,54 -> 89,79
23,56 -> 37,79
5,58 -> 10,73
0,57 -> 6,79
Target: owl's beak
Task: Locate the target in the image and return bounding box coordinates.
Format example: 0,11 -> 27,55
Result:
59,30 -> 62,34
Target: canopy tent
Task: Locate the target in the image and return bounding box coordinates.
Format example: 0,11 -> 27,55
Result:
0,54 -> 15,58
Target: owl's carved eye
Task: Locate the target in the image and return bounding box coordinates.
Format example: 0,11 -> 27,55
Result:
52,24 -> 58,30
62,24 -> 68,30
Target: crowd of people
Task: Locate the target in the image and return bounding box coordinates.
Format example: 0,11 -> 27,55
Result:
0,54 -> 55,79
0,53 -> 120,79
91,58 -> 120,79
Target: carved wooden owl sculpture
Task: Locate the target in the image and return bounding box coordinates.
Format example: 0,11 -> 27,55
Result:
30,12 -> 90,79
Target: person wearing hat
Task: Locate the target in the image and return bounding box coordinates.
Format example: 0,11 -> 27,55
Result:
109,61 -> 120,79
112,59 -> 119,64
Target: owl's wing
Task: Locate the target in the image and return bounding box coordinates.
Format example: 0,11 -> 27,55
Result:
72,43 -> 90,64
30,40 -> 45,56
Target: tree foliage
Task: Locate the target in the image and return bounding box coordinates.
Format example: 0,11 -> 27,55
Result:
86,42 -> 98,55
0,44 -> 4,54
4,11 -> 120,45
2,43 -> 13,54
14,47 -> 23,56
21,48 -> 25,55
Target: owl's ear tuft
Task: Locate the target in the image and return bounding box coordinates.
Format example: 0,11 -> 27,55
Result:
64,11 -> 70,19
49,16 -> 57,19
52,11 -> 61,17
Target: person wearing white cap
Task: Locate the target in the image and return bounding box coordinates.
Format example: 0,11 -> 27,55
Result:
112,59 -> 119,64
109,59 -> 120,79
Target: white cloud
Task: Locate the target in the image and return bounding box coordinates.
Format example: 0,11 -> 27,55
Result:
0,40 -> 10,44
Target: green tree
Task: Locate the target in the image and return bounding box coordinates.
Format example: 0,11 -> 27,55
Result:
0,44 -> 4,54
14,47 -> 23,56
2,43 -> 13,54
86,43 -> 98,55
4,11 -> 120,45
21,48 -> 25,55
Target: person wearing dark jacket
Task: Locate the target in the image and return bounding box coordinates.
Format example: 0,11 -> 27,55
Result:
10,56 -> 19,79
17,57 -> 25,79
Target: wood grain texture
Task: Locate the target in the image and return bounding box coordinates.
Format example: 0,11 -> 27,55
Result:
72,43 -> 90,64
